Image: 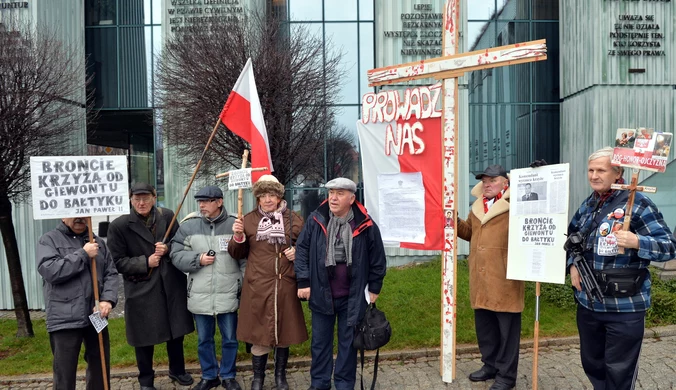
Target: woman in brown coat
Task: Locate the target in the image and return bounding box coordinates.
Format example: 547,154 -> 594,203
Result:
229,175 -> 307,390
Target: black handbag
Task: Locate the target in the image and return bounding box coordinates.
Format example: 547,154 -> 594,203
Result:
353,303 -> 392,390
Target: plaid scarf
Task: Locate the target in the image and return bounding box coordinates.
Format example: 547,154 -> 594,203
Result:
256,200 -> 287,245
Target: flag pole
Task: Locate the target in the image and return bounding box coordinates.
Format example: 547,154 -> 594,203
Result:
148,117 -> 223,277
87,217 -> 109,390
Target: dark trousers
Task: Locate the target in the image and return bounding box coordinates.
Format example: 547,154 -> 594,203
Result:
474,309 -> 521,386
49,326 -> 110,390
310,296 -> 356,390
577,305 -> 645,390
135,336 -> 187,386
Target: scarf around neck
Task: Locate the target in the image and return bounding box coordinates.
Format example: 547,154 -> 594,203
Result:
483,188 -> 506,214
326,207 -> 354,270
256,200 -> 288,245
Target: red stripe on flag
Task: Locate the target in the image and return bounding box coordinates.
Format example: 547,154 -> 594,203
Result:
220,92 -> 270,182
397,117 -> 444,250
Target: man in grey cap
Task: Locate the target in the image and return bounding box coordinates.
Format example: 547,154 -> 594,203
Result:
457,165 -> 523,390
170,185 -> 245,390
295,178 -> 387,390
107,182 -> 194,390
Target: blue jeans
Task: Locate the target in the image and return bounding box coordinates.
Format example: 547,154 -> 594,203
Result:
310,296 -> 357,390
194,313 -> 239,380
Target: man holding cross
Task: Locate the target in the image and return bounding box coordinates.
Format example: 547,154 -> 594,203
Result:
37,217 -> 119,390
567,146 -> 676,389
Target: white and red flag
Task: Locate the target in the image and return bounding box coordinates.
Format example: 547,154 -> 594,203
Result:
219,58 -> 273,182
357,84 -> 444,250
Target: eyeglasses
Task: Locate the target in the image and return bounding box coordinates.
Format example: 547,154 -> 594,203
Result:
197,199 -> 218,204
132,196 -> 154,204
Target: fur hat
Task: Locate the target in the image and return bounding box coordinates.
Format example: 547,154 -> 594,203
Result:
252,175 -> 285,198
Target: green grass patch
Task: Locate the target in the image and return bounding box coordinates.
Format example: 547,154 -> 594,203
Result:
1,257 -> 675,375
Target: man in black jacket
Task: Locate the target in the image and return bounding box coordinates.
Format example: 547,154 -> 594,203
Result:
37,217 -> 119,390
107,183 -> 194,390
295,178 -> 387,390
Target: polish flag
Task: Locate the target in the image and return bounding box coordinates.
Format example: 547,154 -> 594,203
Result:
356,117 -> 443,250
219,58 -> 273,182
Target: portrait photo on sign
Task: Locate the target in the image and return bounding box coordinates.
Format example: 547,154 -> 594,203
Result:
652,133 -> 672,159
633,127 -> 655,152
614,128 -> 635,149
517,182 -> 546,202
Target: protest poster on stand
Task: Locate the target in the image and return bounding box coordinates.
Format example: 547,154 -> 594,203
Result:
30,156 -> 129,220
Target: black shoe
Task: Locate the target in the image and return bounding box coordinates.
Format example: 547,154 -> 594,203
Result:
140,387 -> 157,390
169,372 -> 195,386
468,366 -> 497,382
221,378 -> 242,390
191,378 -> 221,390
489,381 -> 515,390
274,347 -> 290,390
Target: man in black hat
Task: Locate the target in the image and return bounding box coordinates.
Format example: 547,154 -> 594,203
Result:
171,185 -> 245,390
107,182 -> 194,390
457,165 -> 523,390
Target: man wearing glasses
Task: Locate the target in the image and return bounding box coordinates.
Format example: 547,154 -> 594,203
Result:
171,185 -> 246,390
107,182 -> 194,390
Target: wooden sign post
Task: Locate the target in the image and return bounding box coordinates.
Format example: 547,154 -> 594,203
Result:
366,0 -> 547,382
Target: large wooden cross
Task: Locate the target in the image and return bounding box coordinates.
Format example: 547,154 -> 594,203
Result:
367,0 -> 547,382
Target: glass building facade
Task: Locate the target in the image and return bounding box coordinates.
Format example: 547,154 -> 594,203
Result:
466,0 -> 559,174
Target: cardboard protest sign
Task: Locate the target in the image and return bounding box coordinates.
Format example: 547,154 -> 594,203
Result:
227,168 -> 253,190
30,156 -> 129,219
507,164 -> 570,284
612,128 -> 672,172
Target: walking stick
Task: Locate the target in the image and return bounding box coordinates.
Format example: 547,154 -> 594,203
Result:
148,118 -> 224,276
238,150 -> 249,219
86,217 -> 109,390
532,281 -> 541,390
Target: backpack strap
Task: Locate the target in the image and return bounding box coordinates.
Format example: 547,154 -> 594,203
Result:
359,346 -> 379,390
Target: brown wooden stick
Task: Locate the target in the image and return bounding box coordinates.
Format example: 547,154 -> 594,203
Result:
215,166 -> 267,179
532,282 -> 541,390
87,217 -> 109,390
238,150 -> 250,219
148,118 -> 224,277
618,171 -> 639,254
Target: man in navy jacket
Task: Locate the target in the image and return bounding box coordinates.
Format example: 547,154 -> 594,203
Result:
295,178 -> 387,390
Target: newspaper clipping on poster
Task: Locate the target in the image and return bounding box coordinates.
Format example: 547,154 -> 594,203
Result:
30,156 -> 130,220
507,163 -> 569,284
377,172 -> 426,244
611,128 -> 672,172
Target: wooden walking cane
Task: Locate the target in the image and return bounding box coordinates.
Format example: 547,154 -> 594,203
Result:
532,282 -> 541,390
86,217 -> 109,390
148,118 -> 224,276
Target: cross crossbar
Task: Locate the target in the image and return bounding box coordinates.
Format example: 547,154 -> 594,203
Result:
368,39 -> 547,87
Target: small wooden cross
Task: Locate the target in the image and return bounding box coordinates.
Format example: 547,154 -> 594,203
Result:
610,169 -> 657,254
366,0 -> 547,382
215,149 -> 268,218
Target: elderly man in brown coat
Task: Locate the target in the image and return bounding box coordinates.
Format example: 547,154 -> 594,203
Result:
457,165 -> 524,390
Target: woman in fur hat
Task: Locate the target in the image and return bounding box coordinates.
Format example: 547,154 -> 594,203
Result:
228,175 -> 307,390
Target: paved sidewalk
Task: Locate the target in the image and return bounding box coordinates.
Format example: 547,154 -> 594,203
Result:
1,326 -> 675,389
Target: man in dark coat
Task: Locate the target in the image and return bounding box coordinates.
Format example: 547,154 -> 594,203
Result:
107,183 -> 194,390
295,177 -> 387,390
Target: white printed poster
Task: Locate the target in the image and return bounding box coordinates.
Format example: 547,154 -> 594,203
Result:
377,172 -> 426,244
507,163 -> 569,284
30,156 -> 130,220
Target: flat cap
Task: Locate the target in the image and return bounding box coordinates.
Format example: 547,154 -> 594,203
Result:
325,177 -> 357,193
194,185 -> 223,200
130,182 -> 156,196
475,164 -> 508,180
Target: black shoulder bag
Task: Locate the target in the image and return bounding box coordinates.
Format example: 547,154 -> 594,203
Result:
353,303 -> 392,390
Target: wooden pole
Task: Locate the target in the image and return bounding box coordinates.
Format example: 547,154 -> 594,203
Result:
86,217 -> 109,390
532,282 -> 541,390
238,150 -> 250,218
617,170 -> 639,254
148,117 -> 223,277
